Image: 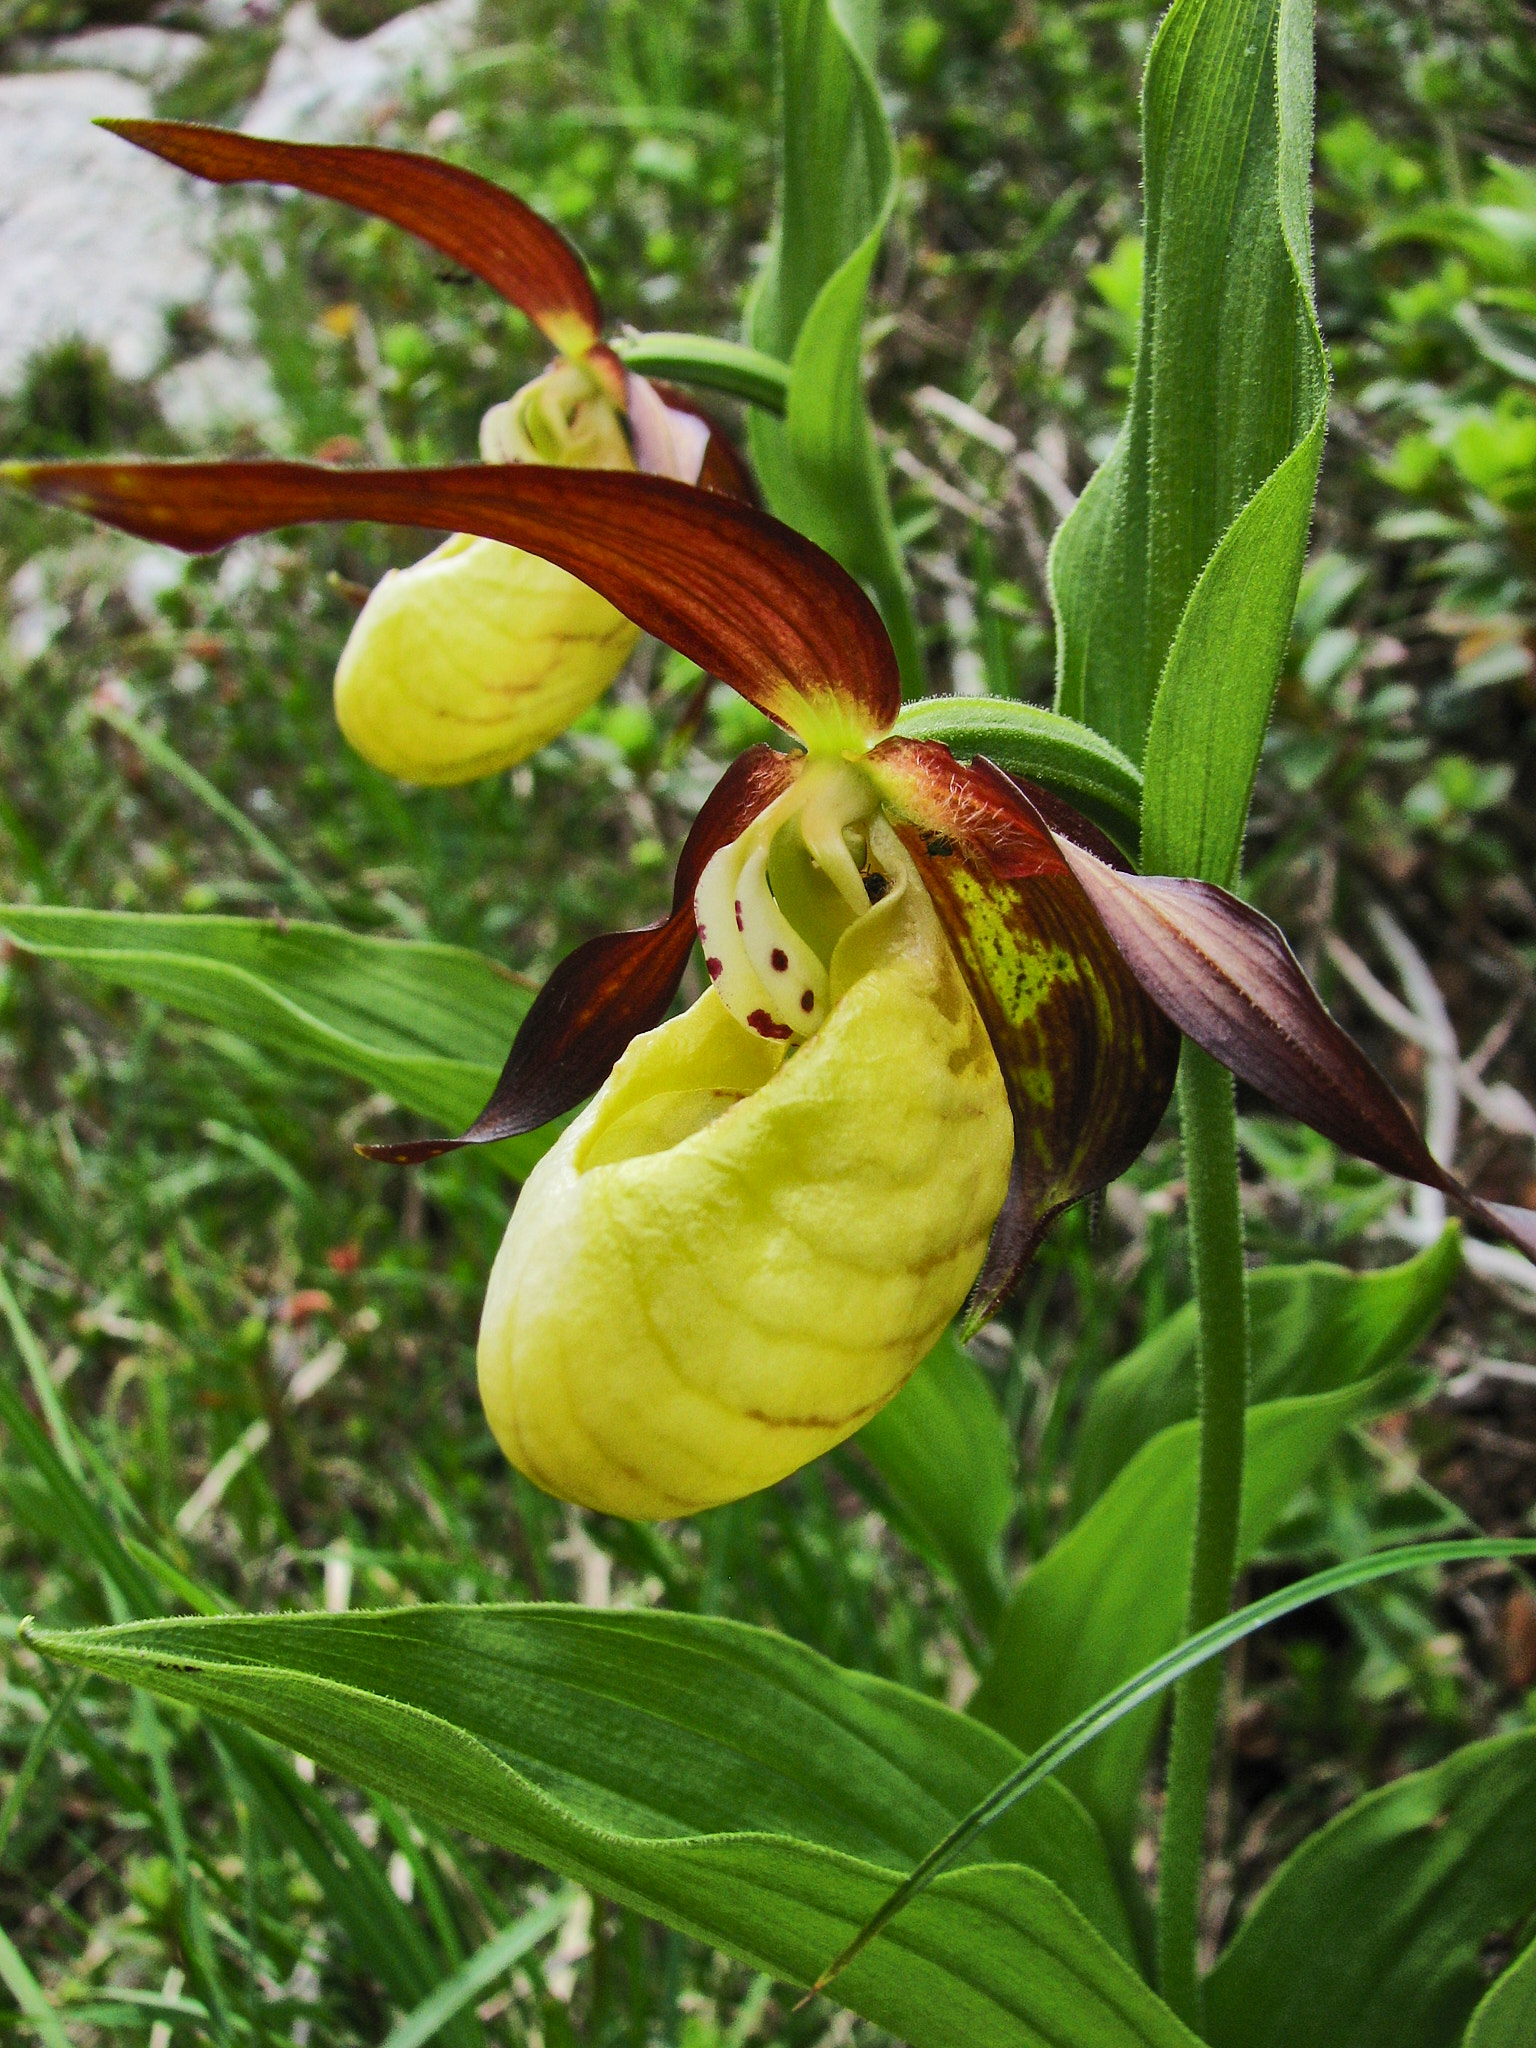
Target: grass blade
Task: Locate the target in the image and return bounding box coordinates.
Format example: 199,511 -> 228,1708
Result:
93,699 -> 333,917
0,1922 -> 73,2048
0,1674 -> 85,1863
379,1890 -> 577,2048
0,1267 -> 81,1480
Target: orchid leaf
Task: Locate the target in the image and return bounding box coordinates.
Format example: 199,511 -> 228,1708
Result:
891,698 -> 1143,851
1138,0 -> 1326,883
853,1327 -> 1016,1637
873,742 -> 1180,1325
1070,1229 -> 1462,1517
20,1604 -> 1209,2048
1204,1732 -> 1536,2048
810,1540 -> 1536,1994
362,747 -> 800,1162
1051,0 -> 1328,890
1466,1935 -> 1536,2048
103,121 -> 606,361
0,906 -> 554,1177
1050,846 -> 1536,1264
971,1346 -> 1440,1851
749,0 -> 923,691
5,463 -> 899,747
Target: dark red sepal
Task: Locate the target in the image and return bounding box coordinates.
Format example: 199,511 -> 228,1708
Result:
870,741 -> 1182,1324
1056,848 -> 1536,1264
6,461 -> 898,743
101,120 -> 604,358
358,745 -> 801,1162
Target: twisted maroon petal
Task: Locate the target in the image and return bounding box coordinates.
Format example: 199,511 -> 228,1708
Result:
358,746 -> 802,1162
102,120 -> 605,360
1056,845 -> 1536,1264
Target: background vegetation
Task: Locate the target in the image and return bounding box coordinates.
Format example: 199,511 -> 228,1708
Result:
2,0 -> 1535,2041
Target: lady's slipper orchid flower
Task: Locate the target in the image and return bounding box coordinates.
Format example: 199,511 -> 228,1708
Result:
88,121 -> 752,784
10,455 -> 1536,1519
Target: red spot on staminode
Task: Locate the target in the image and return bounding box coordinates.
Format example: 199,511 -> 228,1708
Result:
800,989 -> 815,1013
705,957 -> 723,980
747,1009 -> 793,1041
734,900 -> 744,932
770,947 -> 788,972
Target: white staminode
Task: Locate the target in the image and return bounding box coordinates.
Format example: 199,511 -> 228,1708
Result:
733,841 -> 828,1035
693,760 -> 885,1045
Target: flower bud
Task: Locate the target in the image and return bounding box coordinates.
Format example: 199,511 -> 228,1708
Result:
476,820 -> 1013,1518
333,360 -> 638,785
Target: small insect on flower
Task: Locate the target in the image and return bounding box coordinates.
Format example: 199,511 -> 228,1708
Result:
9,458 -> 1536,1518
79,121 -> 753,785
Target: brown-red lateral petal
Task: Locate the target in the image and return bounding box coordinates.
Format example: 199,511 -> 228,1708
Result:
1056,846 -> 1536,1264
7,461 -> 899,742
870,740 -> 1182,1323
101,120 -> 604,359
359,745 -> 801,1162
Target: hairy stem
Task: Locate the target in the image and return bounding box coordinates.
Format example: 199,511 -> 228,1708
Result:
1157,1041 -> 1249,2026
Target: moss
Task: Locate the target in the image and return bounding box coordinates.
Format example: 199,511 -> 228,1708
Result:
0,339 -> 169,460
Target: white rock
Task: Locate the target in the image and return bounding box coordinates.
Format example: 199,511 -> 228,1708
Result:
45,25 -> 207,86
241,0 -> 478,143
198,0 -> 282,29
0,71 -> 215,393
155,346 -> 286,444
123,548 -> 191,625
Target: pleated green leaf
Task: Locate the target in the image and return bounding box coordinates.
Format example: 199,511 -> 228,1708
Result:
971,1363 -> 1419,1851
1052,0 -> 1328,886
1205,1732 -> 1536,2048
748,0 -> 923,690
853,1327 -> 1016,1637
1070,1229 -> 1461,1518
1465,1937 -> 1536,2048
24,1605 -> 1204,2048
0,906 -> 552,1176
812,1542 -> 1536,1990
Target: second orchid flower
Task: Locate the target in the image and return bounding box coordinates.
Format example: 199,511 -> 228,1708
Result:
103,120 -> 752,785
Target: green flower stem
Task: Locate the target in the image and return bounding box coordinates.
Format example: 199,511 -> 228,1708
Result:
611,333 -> 790,414
1157,1040 -> 1250,2026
